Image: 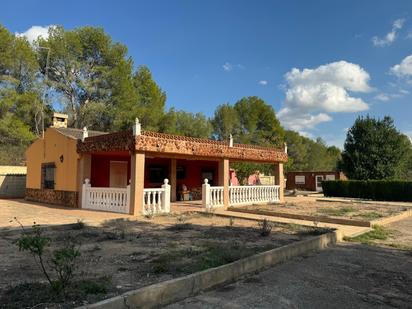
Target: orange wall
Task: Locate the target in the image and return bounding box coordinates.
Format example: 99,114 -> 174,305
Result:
25,128 -> 79,192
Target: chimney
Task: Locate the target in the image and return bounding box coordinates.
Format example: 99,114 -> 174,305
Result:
51,113 -> 68,128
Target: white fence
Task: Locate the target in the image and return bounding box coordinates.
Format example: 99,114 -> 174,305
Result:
229,185 -> 280,206
202,179 -> 280,209
82,179 -> 130,214
82,178 -> 171,215
143,179 -> 170,215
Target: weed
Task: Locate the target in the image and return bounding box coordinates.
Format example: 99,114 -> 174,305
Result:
346,225 -> 392,244
318,207 -> 355,217
356,212 -> 383,220
258,218 -> 272,237
229,217 -> 235,227
176,214 -> 188,224
72,219 -> 86,230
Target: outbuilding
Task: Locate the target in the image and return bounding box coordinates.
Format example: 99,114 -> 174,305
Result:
286,171 -> 346,192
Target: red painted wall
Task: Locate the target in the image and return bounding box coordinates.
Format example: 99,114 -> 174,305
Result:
90,153 -> 131,187
90,154 -> 219,201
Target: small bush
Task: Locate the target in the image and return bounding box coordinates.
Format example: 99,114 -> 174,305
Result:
322,180 -> 412,202
14,219 -> 81,294
72,219 -> 86,230
258,218 -> 272,237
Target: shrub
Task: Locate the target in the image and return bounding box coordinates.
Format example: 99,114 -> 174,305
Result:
258,218 -> 272,237
322,180 -> 412,202
14,219 -> 81,294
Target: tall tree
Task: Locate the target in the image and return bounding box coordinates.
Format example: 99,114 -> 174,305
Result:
339,115 -> 412,180
212,96 -> 284,147
211,103 -> 240,140
284,131 -> 341,172
160,108 -> 212,138
234,96 -> 284,147
0,25 -> 45,164
37,26 -> 136,130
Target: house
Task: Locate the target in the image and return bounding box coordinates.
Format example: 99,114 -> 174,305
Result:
26,114 -> 288,215
286,171 -> 346,192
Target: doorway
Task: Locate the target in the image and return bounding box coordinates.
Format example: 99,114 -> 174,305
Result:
109,161 -> 128,188
315,175 -> 324,192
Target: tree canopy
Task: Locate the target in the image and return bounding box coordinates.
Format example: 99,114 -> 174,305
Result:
339,116 -> 412,180
0,22 -> 350,174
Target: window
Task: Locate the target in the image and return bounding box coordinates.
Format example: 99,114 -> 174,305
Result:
325,174 -> 336,181
42,163 -> 55,189
177,166 -> 186,180
148,165 -> 168,183
295,175 -> 305,184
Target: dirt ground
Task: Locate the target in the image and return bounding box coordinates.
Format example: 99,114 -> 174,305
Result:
0,213 -> 327,308
166,216 -> 412,309
233,197 -> 410,221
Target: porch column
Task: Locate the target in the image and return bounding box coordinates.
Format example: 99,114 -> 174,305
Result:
170,158 -> 177,202
274,162 -> 285,202
77,153 -> 91,208
130,151 -> 145,215
218,158 -> 230,208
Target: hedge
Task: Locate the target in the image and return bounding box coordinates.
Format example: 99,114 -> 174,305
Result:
322,180 -> 412,202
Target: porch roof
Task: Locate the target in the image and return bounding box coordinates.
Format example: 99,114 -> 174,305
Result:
77,130 -> 288,163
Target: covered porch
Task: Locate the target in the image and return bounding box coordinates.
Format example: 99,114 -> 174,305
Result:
76,120 -> 288,215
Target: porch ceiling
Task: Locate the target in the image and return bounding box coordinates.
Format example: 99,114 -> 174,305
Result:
77,130 -> 288,164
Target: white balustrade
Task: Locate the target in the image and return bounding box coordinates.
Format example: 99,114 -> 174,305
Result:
229,185 -> 280,206
202,179 -> 224,209
81,178 -> 171,215
82,179 -> 130,214
202,179 -> 281,209
143,179 -> 171,215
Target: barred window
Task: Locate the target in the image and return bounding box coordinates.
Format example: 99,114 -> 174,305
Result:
41,163 -> 55,189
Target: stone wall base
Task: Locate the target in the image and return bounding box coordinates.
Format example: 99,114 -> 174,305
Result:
26,188 -> 78,208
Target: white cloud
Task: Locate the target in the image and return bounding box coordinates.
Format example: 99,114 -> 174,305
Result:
222,62 -> 244,72
372,18 -> 405,47
391,54 -> 412,77
374,93 -> 390,101
278,61 -> 371,132
222,62 -> 233,71
258,80 -> 268,86
278,109 -> 332,132
15,25 -> 55,43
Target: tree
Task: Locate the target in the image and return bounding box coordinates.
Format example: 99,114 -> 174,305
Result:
0,25 -> 44,164
339,116 -> 412,180
160,108 -> 212,138
37,26 -> 136,130
212,97 -> 285,180
211,103 -> 240,140
284,131 -> 341,172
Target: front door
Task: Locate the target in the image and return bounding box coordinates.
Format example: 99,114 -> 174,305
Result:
110,161 -> 128,188
315,175 -> 324,192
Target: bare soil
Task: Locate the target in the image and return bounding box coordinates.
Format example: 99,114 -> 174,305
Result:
0,212 -> 327,309
233,198 -> 409,222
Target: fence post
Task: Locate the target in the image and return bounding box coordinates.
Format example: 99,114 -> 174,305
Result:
126,184 -> 131,213
162,178 -> 171,213
202,178 -> 211,209
82,178 -> 91,208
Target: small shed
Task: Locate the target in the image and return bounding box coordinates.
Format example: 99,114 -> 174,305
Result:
0,166 -> 27,198
286,171 -> 346,192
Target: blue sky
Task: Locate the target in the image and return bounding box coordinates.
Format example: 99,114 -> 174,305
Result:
2,0 -> 412,147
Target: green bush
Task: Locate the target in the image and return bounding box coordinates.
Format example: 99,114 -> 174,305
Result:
322,180 -> 412,202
